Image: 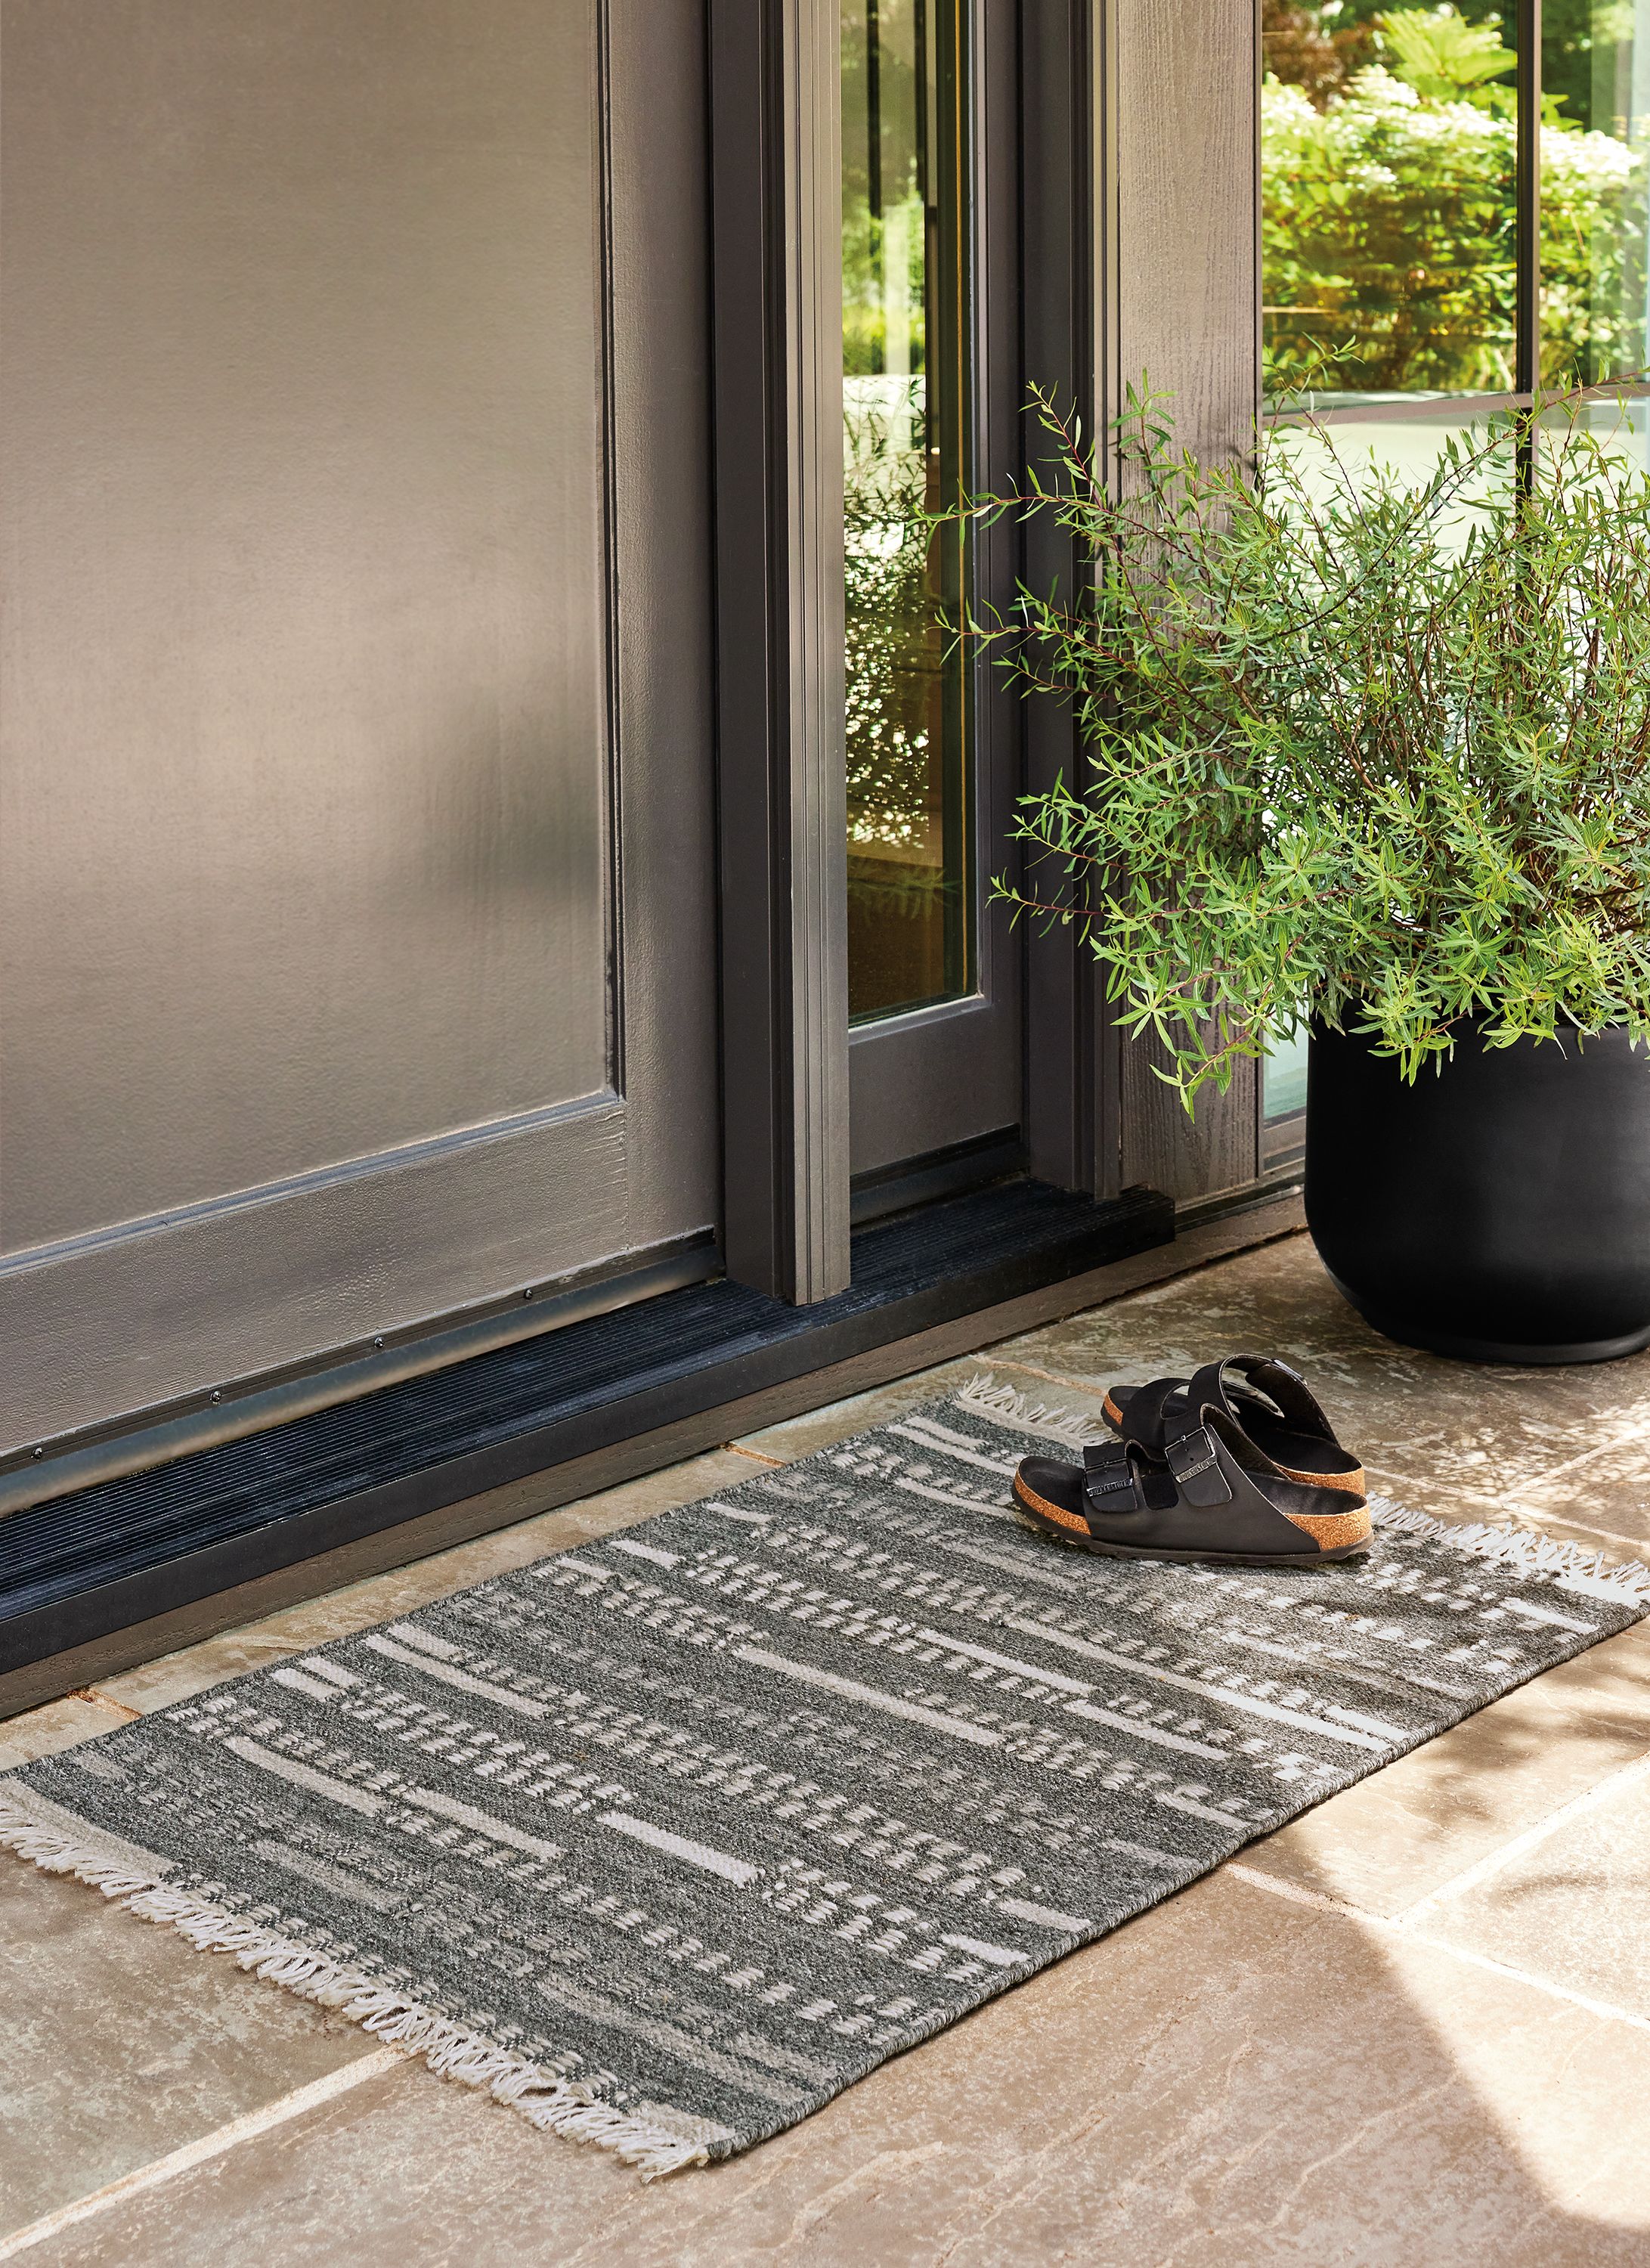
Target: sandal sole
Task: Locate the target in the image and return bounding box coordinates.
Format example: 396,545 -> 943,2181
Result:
1011,1474 -> 1371,1569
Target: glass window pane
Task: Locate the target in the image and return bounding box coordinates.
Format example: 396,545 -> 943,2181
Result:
1540,1 -> 1650,387
1267,409 -> 1512,555
1546,389 -> 1650,472
1262,1029 -> 1310,1122
1261,3 -> 1519,401
842,0 -> 971,1024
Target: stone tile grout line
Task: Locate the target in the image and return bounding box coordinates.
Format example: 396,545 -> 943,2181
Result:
67,1688 -> 142,1724
1392,1742 -> 1650,1929
1503,1412 -> 1650,1496
1369,1452 -> 1650,1560
1226,1746 -> 1650,2040
1362,1465 -> 1650,1562
0,2050 -> 406,2262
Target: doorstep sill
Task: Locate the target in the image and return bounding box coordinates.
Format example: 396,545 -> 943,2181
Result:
0,1179 -> 1172,1689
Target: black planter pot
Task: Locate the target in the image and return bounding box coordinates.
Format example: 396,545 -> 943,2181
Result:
1305,1020 -> 1650,1365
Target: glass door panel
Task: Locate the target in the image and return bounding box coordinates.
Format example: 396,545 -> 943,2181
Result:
1540,0 -> 1650,387
841,0 -> 970,1024
1261,3 -> 1519,403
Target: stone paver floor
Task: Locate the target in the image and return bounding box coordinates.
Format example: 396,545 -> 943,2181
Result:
5,1229 -> 1650,2266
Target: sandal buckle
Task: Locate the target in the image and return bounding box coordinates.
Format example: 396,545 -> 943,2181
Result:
1167,1424 -> 1233,1506
1166,1425 -> 1215,1479
1082,1439 -> 1135,1504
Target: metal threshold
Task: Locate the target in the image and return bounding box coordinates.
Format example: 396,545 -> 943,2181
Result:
0,1179 -> 1171,1684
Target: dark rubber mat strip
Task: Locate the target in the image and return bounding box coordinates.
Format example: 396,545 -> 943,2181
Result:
0,1180 -> 1171,1671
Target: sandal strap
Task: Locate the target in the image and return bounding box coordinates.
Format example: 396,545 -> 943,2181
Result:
1109,1375 -> 1187,1456
1080,1411 -> 1360,1547
1164,1424 -> 1234,1507
1185,1354 -> 1334,1445
1082,1437 -> 1145,1513
1188,1409 -> 1361,1529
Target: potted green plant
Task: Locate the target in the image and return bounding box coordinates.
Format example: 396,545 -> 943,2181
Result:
977,386 -> 1650,1362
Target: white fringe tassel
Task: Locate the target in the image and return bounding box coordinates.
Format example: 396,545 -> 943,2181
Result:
956,1374 -> 1650,1607
955,1374 -> 1097,1448
1368,1493 -> 1650,1605
0,1794 -> 710,2180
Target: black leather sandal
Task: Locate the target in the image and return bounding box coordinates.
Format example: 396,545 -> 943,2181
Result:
1012,1410 -> 1373,1567
1102,1356 -> 1365,1498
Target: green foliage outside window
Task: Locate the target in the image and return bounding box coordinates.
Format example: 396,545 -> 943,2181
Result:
1379,5 -> 1515,102
844,196 -> 927,380
1264,5 -> 1649,392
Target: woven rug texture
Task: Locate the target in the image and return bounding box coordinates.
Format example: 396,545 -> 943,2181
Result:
4,1377 -> 1646,2175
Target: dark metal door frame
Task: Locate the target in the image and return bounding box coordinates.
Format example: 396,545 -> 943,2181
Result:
708,0 -> 852,1304
1017,0 -> 1124,1202
708,0 -> 1131,1305
1019,0 -> 1267,1209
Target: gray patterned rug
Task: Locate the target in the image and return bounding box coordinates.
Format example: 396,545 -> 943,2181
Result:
4,1377 -> 1646,2177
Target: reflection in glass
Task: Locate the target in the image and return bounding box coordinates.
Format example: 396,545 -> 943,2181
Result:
1540,2 -> 1650,386
842,0 -> 970,1024
1269,411 -> 1509,554
1262,1027 -> 1310,1122
1261,2 -> 1518,398
1546,390 -> 1650,473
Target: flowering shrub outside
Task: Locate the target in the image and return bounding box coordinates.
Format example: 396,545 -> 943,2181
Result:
1264,61 -> 1647,392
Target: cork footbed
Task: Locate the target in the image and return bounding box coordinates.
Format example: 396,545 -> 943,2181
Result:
1278,1461 -> 1367,1497
1011,1471 -> 1090,1534
1280,1504 -> 1374,1551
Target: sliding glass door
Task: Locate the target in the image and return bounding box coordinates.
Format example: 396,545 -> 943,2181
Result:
840,0 -> 1020,1182
841,0 -> 970,1022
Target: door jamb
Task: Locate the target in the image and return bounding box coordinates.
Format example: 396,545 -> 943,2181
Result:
1018,0 -> 1124,1201
708,0 -> 851,1303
